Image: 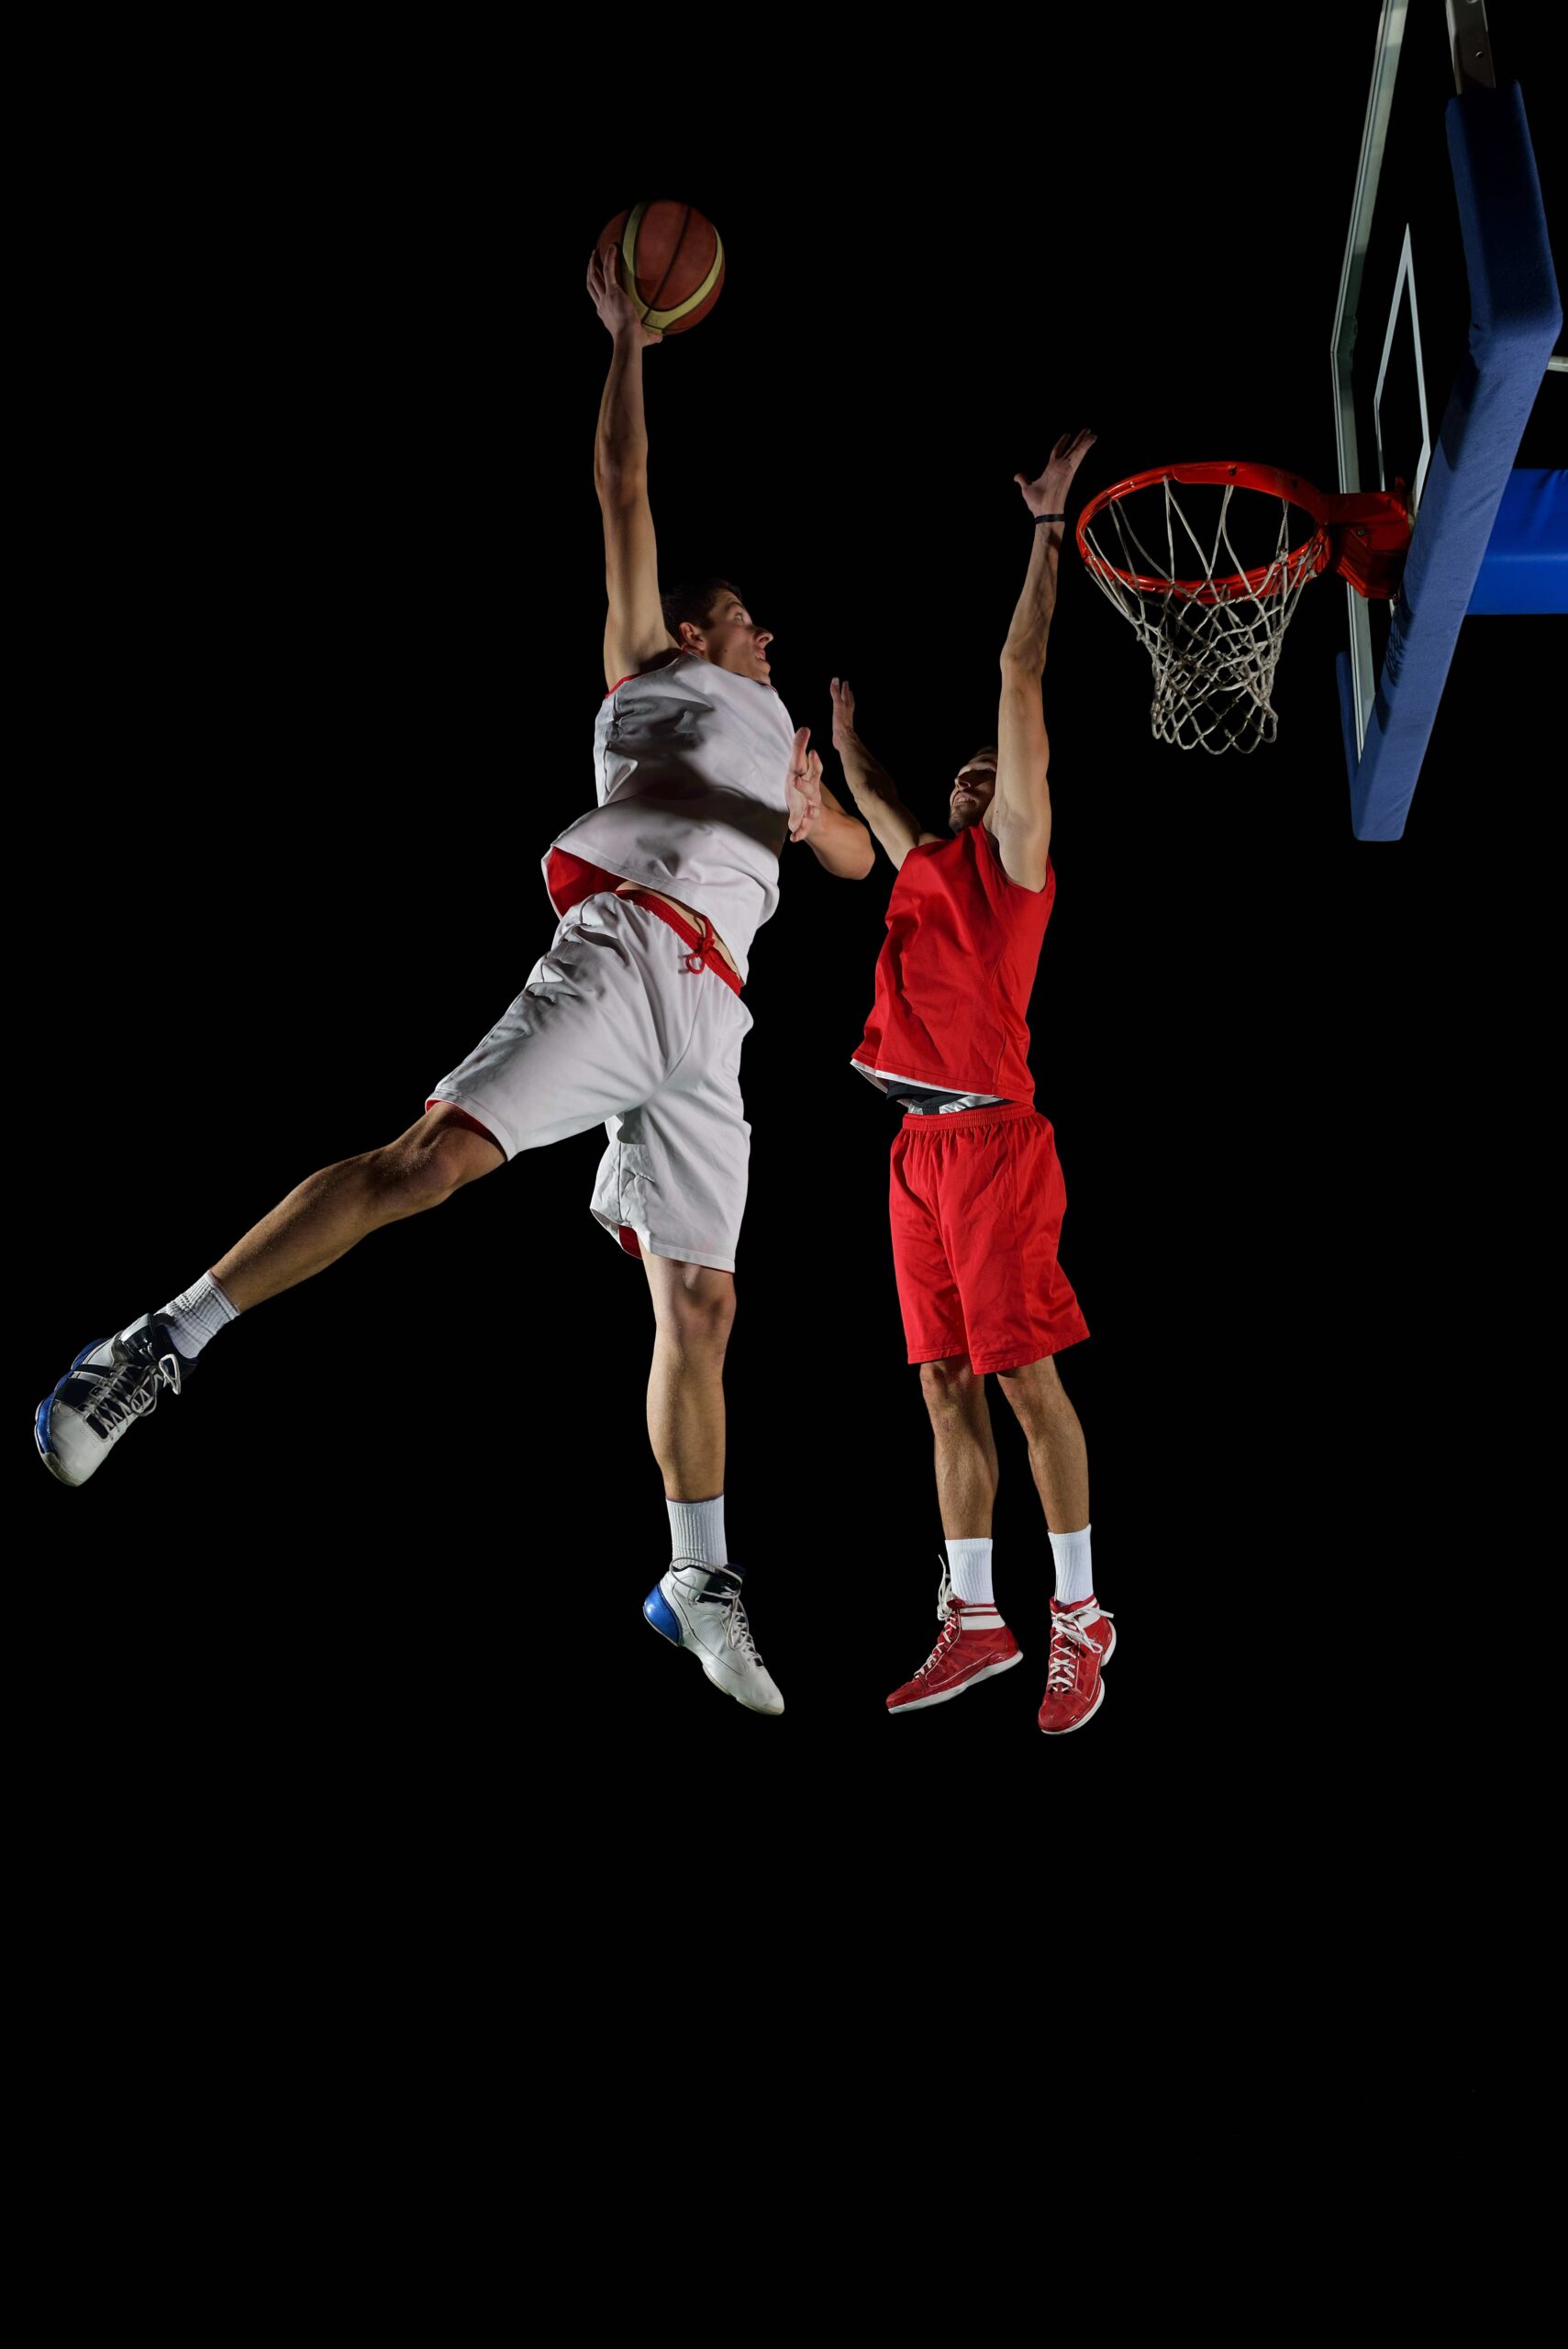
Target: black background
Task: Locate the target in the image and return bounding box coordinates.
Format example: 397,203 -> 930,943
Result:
20,6 -> 1560,1845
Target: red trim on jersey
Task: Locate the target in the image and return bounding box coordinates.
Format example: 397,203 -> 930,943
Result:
602,651 -> 681,699
424,1101 -> 502,1149
545,846 -> 634,915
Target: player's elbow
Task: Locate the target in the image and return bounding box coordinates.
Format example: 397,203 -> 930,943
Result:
595,454 -> 648,507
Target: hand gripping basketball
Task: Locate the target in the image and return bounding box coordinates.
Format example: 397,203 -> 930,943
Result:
1014,428 -> 1097,518
586,244 -> 663,347
786,727 -> 823,843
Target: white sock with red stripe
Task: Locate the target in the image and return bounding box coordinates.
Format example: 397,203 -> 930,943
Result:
947,1538 -> 1003,1628
1049,1524 -> 1094,1607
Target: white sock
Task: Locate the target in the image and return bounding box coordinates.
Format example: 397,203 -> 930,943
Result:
1049,1524 -> 1094,1607
947,1537 -> 994,1606
158,1272 -> 239,1361
669,1495 -> 727,1571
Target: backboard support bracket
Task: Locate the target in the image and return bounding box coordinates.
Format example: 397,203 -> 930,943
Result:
1447,0 -> 1496,94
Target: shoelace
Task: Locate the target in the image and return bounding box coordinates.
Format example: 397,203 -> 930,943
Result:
84,1341 -> 178,1437
677,1563 -> 764,1664
914,1559 -> 963,1678
1045,1609 -> 1099,1696
725,1594 -> 763,1663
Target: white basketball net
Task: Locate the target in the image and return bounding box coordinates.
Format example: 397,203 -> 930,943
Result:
1080,477 -> 1325,753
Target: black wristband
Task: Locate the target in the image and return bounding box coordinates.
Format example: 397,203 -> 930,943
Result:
1034,511 -> 1067,526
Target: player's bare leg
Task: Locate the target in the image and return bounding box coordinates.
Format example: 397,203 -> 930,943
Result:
36,1106 -> 504,1488
994,1354 -> 1088,1531
919,1357 -> 998,1538
212,1107 -> 506,1309
642,1256 -> 733,1500
996,1353 -> 1114,1731
639,1254 -> 781,1715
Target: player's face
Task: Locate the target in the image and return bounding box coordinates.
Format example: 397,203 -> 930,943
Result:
949,754 -> 998,831
690,594 -> 773,683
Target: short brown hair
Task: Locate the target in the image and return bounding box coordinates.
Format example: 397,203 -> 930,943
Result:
661,577 -> 743,638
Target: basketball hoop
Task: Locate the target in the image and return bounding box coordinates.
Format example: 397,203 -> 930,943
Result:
1076,462 -> 1411,752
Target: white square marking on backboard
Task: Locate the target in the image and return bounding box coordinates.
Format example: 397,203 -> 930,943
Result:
1373,225 -> 1433,516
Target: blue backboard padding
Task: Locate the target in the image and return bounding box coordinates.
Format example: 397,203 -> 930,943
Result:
1336,652 -> 1362,808
1468,468 -> 1567,613
1349,84 -> 1562,841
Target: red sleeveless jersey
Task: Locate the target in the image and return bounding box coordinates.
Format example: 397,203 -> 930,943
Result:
852,821 -> 1055,1106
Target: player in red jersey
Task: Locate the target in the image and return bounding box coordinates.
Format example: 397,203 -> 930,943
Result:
832,428 -> 1114,1734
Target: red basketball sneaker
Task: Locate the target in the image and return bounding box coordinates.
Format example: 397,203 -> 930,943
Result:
887,1562 -> 1024,1715
1038,1596 -> 1116,1735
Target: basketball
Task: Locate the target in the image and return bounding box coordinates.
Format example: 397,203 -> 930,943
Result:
597,202 -> 725,337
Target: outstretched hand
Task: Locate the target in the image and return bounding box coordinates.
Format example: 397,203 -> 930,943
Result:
586,242 -> 663,346
1014,428 -> 1097,518
786,726 -> 824,842
828,675 -> 858,752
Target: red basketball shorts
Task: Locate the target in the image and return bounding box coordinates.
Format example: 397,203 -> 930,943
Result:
888,1100 -> 1089,1375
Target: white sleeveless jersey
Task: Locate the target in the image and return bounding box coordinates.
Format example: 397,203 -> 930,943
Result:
545,653 -> 798,983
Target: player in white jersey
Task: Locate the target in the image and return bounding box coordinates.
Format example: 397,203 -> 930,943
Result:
34,242 -> 874,1716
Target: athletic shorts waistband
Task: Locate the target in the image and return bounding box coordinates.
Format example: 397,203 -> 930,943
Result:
617,890 -> 743,995
898,1097 -> 1037,1132
546,847 -> 742,995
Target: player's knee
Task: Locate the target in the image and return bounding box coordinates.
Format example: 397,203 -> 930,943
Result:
919,1357 -> 980,1418
365,1127 -> 483,1216
996,1358 -> 1063,1433
663,1275 -> 737,1359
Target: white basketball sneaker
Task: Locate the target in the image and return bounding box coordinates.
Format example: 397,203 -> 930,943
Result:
36,1313 -> 195,1487
642,1562 -> 784,1715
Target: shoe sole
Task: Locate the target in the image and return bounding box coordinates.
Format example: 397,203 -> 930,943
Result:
887,1650 -> 1024,1714
35,1336 -> 135,1487
34,1400 -> 71,1482
641,1585 -> 784,1717
1039,1677 -> 1106,1734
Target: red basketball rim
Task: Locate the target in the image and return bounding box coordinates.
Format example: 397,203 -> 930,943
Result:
1076,462 -> 1333,604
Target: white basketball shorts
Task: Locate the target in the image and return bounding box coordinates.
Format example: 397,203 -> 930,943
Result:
426,891 -> 754,1273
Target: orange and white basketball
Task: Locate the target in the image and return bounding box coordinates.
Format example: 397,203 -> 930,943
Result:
597,202 -> 725,337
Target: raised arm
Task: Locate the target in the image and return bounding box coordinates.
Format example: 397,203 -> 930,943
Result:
828,679 -> 943,872
587,244 -> 678,691
988,428 -> 1096,890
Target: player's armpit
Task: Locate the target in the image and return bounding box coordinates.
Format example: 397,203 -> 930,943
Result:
988,799 -> 1052,892
600,474 -> 677,688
